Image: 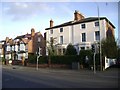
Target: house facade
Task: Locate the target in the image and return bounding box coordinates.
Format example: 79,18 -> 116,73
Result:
1,28 -> 46,63
0,40 -> 5,59
45,10 -> 115,55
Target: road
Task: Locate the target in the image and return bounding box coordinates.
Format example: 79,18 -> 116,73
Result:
2,65 -> 119,88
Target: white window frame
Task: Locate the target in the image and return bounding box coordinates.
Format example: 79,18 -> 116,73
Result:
94,21 -> 99,27
20,43 -> 25,51
60,36 -> 63,44
81,33 -> 86,42
95,31 -> 100,41
38,37 -> 41,42
81,23 -> 86,29
60,27 -> 63,33
50,29 -> 53,34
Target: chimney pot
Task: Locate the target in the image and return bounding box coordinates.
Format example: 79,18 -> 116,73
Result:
50,19 -> 53,28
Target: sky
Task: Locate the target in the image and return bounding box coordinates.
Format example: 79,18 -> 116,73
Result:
0,0 -> 119,42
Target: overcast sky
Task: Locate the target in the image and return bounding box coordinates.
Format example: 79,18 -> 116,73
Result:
0,0 -> 119,41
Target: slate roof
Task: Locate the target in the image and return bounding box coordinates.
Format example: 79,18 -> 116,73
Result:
45,17 -> 115,30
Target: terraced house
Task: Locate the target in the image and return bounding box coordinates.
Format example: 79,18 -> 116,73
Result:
45,10 -> 115,55
1,28 -> 46,64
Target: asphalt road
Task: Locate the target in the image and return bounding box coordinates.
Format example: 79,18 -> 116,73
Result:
2,65 -> 119,88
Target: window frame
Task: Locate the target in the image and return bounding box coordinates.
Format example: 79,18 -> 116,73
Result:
81,23 -> 86,29
95,31 -> 100,41
60,36 -> 63,44
81,33 -> 86,42
95,21 -> 99,27
50,29 -> 53,34
60,27 -> 63,33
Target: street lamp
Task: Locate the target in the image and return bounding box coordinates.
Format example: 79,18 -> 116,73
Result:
96,3 -> 102,71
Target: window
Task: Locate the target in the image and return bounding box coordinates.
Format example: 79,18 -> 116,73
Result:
7,45 -> 10,51
95,21 -> 99,27
25,44 -> 28,51
50,37 -> 53,42
50,30 -> 53,34
60,36 -> 63,44
95,31 -> 100,40
81,24 -> 86,29
81,47 -> 85,50
38,37 -> 41,42
12,46 -> 14,51
60,28 -> 63,32
82,33 -> 86,42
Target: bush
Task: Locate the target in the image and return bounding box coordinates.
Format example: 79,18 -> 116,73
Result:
28,53 -> 37,64
65,44 -> 77,55
79,50 -> 93,65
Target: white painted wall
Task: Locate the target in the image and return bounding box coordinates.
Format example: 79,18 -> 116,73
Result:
46,19 -> 108,51
20,43 -> 25,51
18,53 -> 26,60
15,45 -> 18,51
12,46 -> 14,51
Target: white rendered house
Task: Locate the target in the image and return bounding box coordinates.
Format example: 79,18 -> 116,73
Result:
45,10 -> 115,55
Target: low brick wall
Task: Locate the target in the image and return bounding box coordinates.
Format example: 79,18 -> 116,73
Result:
50,64 -> 71,69
27,63 -> 71,69
27,63 -> 48,68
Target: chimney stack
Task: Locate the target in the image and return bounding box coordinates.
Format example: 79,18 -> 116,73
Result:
74,10 -> 85,21
50,19 -> 53,28
31,28 -> 35,36
6,37 -> 9,43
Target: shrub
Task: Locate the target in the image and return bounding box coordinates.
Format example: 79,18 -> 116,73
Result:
28,53 -> 37,64
79,50 -> 93,67
65,44 -> 77,55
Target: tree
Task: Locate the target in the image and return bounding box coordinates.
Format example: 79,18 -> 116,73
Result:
46,37 -> 57,67
47,37 -> 57,56
101,37 -> 117,58
65,44 -> 77,55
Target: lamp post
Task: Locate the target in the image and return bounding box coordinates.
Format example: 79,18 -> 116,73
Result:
96,3 -> 102,71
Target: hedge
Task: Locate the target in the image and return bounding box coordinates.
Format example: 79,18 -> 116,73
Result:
50,55 -> 79,65
28,53 -> 100,66
28,54 -> 80,65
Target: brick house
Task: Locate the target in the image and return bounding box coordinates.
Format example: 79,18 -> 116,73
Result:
1,28 -> 46,64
